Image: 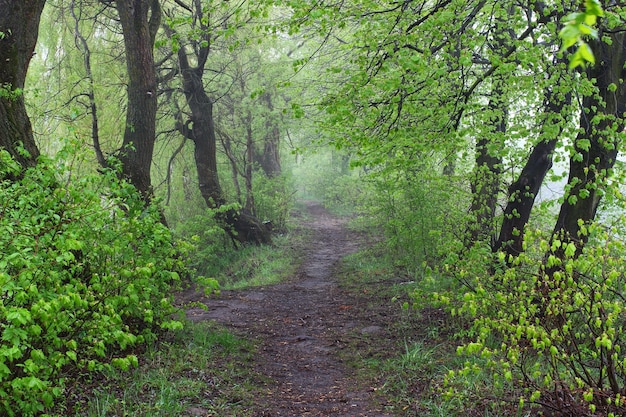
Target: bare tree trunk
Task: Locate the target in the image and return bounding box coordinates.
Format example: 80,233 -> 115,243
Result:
115,0 -> 160,200
176,49 -> 224,208
244,113 -> 255,214
216,126 -> 243,203
0,0 -> 45,171
256,92 -> 281,178
70,0 -> 106,168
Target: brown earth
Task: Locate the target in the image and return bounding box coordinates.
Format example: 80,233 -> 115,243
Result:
180,201 -> 404,417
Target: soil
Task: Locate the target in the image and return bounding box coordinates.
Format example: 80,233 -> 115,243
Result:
180,201 -> 402,416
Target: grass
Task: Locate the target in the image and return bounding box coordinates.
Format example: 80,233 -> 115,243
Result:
334,245 -> 525,417
55,322 -> 261,417
214,233 -> 306,290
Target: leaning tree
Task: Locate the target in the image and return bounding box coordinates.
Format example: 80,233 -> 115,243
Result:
162,0 -> 271,244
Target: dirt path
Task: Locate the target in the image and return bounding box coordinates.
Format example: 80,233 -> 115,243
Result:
184,202 -> 396,417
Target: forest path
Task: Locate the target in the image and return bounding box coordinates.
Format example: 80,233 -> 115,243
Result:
184,201 -> 397,416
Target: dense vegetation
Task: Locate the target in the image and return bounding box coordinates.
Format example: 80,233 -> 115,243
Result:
2,0 -> 626,415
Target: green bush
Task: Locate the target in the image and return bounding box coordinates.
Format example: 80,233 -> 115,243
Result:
0,150 -> 185,416
361,167 -> 467,272
171,204 -> 234,280
416,224 -> 626,416
252,174 -> 294,232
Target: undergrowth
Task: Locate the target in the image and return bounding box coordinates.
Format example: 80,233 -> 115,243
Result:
336,246 -> 523,417
207,233 -> 306,290
55,322 -> 259,417
0,149 -> 185,416
52,202 -> 310,415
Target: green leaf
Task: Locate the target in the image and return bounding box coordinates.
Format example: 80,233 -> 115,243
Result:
579,42 -> 595,64
559,25 -> 580,50
585,0 -> 604,17
576,138 -> 591,151
584,13 -> 597,26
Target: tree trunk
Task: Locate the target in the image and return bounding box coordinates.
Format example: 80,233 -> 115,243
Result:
218,128 -> 243,204
0,0 -> 45,171
71,0 -> 107,169
495,69 -> 571,257
256,92 -> 281,178
177,51 -> 224,208
115,0 -> 160,200
551,32 -> 626,257
468,83 -> 506,247
496,138 -> 556,256
244,114 -> 255,214
174,35 -> 271,245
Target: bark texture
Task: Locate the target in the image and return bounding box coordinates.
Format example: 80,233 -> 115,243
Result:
496,138 -> 555,256
0,0 -> 45,170
552,32 -> 626,256
256,92 -> 281,178
115,0 -> 160,200
177,46 -> 224,208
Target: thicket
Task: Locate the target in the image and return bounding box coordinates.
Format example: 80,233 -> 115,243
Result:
409,218 -> 626,416
0,149 -> 185,416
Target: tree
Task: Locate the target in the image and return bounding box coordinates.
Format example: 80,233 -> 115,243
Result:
0,0 -> 46,171
467,7 -> 513,247
163,0 -> 272,244
69,0 -> 107,168
495,61 -> 573,258
256,89 -> 282,178
115,0 -> 161,201
551,28 -> 626,256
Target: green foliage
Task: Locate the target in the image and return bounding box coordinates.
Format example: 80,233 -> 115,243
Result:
0,152 -> 184,416
362,168 -> 467,272
170,203 -> 235,280
291,149 -> 366,214
252,174 -> 294,232
169,199 -> 299,290
0,84 -> 23,101
415,223 -> 626,415
57,322 -> 257,417
205,233 -> 302,290
559,0 -> 604,68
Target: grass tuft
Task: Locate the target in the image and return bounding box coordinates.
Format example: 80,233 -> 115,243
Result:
334,244 -> 524,417
56,322 -> 260,417
212,231 -> 308,290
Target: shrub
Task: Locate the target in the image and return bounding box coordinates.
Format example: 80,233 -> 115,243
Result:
359,167 -> 467,272
171,204 -> 234,280
252,174 -> 294,232
0,150 -> 185,416
416,224 -> 626,416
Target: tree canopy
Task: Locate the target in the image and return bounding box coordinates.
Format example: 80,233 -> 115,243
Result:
2,0 -> 626,415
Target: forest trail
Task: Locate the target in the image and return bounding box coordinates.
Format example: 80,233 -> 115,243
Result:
183,201 -> 397,416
